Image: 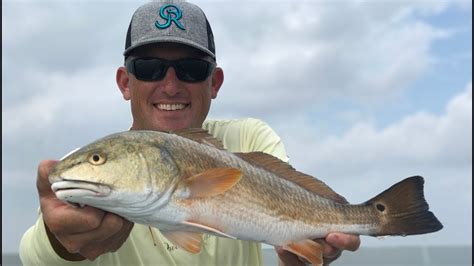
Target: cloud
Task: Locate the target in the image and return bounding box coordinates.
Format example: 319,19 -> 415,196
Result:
3,1 -> 463,121
208,1 -> 454,118
2,0 -> 471,253
2,64 -> 134,174
282,81 -> 472,179
2,65 -> 127,136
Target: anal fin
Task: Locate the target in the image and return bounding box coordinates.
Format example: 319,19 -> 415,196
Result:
282,239 -> 323,266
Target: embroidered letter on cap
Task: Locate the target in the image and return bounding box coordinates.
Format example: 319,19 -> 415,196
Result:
155,4 -> 185,30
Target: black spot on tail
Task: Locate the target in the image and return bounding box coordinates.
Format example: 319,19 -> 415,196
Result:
366,176 -> 443,236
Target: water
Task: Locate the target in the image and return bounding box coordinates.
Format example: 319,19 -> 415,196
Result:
263,245 -> 472,266
2,254 -> 21,266
3,245 -> 471,265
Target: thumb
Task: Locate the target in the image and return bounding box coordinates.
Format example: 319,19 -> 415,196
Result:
37,159 -> 59,197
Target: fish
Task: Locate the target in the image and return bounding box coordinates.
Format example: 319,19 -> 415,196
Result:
48,129 -> 443,266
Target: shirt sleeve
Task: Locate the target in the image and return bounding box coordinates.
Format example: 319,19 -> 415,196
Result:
239,118 -> 289,162
19,214 -> 95,266
203,117 -> 289,162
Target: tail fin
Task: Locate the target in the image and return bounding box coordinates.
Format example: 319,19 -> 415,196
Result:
365,176 -> 443,236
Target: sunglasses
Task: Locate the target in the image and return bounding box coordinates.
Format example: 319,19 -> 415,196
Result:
126,57 -> 216,83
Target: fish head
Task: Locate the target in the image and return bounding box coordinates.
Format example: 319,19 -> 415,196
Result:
48,131 -> 179,214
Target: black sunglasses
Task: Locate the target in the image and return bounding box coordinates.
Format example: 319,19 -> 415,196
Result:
126,57 -> 216,83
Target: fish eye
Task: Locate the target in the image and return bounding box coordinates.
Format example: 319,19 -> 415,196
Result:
376,203 -> 386,212
88,152 -> 106,165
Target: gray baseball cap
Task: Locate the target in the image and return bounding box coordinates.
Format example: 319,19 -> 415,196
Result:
124,0 -> 216,60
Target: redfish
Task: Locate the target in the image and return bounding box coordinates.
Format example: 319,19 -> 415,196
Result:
49,129 -> 443,265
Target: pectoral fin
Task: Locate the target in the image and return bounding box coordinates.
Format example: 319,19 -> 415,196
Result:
161,231 -> 203,254
282,239 -> 323,266
183,168 -> 242,198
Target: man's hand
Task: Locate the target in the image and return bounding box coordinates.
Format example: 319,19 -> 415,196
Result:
276,233 -> 360,265
37,160 -> 134,261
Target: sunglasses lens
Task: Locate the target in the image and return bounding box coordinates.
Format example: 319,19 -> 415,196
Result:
128,58 -> 214,82
133,59 -> 166,81
175,59 -> 212,82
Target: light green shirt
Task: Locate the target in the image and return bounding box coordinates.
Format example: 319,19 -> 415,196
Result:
20,118 -> 289,266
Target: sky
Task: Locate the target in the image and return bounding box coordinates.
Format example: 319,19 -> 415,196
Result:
2,0 -> 472,255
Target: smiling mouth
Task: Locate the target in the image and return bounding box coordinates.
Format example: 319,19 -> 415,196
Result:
154,103 -> 189,111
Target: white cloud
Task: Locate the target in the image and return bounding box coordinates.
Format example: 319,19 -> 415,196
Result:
284,82 -> 472,177
2,65 -> 128,138
2,1 -> 132,74
209,1 -> 455,118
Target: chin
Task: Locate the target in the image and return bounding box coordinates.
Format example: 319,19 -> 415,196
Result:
154,122 -> 192,131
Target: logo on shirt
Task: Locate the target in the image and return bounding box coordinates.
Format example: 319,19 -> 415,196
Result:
155,4 -> 185,30
165,242 -> 179,252
162,235 -> 211,252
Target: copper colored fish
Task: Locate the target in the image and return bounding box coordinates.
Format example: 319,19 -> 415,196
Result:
49,129 -> 443,265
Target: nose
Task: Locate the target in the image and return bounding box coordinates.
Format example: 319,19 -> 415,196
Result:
160,66 -> 182,96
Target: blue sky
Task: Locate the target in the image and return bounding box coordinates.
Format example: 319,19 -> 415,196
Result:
2,0 -> 472,256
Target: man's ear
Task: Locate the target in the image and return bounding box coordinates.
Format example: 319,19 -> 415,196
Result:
211,67 -> 224,99
116,66 -> 131,100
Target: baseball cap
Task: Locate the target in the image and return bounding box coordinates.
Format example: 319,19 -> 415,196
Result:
124,0 -> 216,60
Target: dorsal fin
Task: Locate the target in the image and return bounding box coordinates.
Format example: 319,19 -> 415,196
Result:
236,152 -> 348,204
170,128 -> 225,150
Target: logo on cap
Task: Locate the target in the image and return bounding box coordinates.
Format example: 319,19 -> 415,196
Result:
155,4 -> 185,30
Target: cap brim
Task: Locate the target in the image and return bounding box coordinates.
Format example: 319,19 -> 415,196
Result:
123,37 -> 215,59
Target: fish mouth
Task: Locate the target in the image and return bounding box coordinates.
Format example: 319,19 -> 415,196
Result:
51,179 -> 112,205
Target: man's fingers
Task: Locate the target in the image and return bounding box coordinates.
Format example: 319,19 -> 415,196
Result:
325,233 -> 361,252
44,205 -> 107,234
37,160 -> 59,196
59,212 -> 124,245
36,159 -> 132,260
79,215 -> 134,260
53,213 -> 129,257
37,160 -> 110,235
107,217 -> 134,252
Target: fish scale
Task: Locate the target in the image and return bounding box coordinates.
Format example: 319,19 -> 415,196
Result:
160,136 -> 402,239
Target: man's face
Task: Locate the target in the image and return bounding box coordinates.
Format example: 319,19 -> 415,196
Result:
117,43 -> 223,131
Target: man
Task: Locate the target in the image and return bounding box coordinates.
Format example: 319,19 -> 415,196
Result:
20,0 -> 360,265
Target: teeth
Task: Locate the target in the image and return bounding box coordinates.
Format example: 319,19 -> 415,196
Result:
157,104 -> 186,111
